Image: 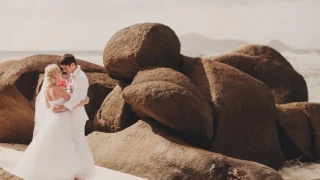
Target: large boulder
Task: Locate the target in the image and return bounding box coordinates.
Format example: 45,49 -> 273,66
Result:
0,86 -> 34,144
123,67 -> 214,146
87,120 -> 284,180
94,81 -> 139,133
85,73 -> 117,134
275,104 -> 313,160
212,45 -> 307,104
178,55 -> 201,76
0,60 -> 34,144
0,60 -> 17,75
103,23 -> 181,80
181,57 -> 284,169
283,103 -> 320,159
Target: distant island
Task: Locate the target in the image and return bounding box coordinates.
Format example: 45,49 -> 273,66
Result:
1,33 -> 319,63
180,33 -> 320,56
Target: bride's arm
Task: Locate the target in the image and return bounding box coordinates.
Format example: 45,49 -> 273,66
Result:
52,87 -> 89,112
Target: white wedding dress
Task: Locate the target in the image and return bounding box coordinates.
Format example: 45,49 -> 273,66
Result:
12,98 -> 82,180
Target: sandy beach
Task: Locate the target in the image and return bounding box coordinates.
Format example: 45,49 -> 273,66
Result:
2,143 -> 320,180
0,143 -> 145,180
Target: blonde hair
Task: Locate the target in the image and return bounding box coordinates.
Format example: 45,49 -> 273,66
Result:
44,64 -> 60,87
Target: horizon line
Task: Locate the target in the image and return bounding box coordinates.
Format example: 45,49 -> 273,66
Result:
0,50 -> 103,52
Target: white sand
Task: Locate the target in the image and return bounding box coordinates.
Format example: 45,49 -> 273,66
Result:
0,144 -> 145,180
2,145 -> 320,180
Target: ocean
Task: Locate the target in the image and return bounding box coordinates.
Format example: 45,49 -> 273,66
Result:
0,50 -> 319,179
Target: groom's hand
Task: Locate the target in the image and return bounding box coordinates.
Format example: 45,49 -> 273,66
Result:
52,105 -> 68,113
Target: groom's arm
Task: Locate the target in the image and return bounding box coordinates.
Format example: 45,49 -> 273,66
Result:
64,75 -> 89,110
53,75 -> 89,112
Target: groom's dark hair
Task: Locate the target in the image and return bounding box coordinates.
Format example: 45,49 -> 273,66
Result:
59,54 -> 77,66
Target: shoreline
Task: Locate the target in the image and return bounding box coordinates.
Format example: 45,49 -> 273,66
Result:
1,143 -> 320,179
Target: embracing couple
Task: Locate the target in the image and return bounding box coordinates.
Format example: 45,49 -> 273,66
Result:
12,54 -> 96,180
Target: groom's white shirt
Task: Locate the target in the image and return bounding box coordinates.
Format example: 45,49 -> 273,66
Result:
64,65 -> 89,121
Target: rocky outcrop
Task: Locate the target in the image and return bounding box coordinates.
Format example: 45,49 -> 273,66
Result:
103,23 -> 181,80
84,73 -> 117,134
281,103 -> 320,159
123,67 -> 214,146
212,45 -> 307,104
276,104 -> 314,160
87,120 -> 284,180
0,86 -> 34,143
181,58 -> 284,169
94,81 -> 139,133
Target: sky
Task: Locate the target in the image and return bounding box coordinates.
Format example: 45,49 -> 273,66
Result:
0,0 -> 319,51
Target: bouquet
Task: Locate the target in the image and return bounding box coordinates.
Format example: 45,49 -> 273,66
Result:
58,79 -> 69,88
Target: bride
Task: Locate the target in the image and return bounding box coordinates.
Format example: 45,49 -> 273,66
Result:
12,64 -> 92,180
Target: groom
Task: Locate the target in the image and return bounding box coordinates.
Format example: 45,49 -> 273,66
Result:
53,54 -> 95,179
53,54 -> 89,137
